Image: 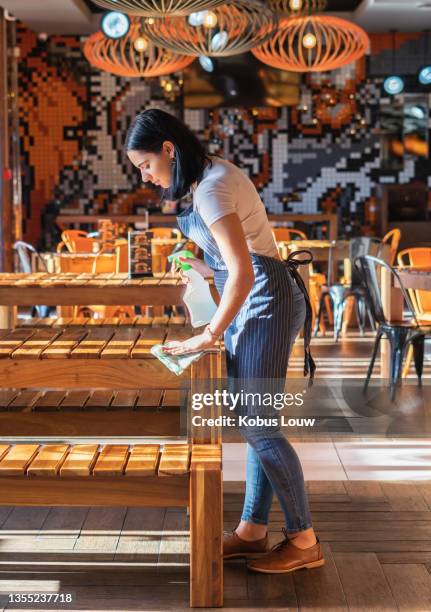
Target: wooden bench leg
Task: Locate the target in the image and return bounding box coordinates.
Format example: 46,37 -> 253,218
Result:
189,447 -> 223,607
0,305 -> 16,329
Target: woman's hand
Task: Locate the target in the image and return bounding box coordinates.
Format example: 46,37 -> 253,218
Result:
171,256 -> 214,282
162,329 -> 217,355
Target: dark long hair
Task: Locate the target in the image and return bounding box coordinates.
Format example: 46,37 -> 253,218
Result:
125,108 -> 210,200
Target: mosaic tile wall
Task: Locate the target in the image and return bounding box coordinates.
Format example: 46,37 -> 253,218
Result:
17,26 -> 431,246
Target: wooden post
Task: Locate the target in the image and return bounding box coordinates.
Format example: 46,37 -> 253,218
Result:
189,444 -> 223,608
0,304 -> 16,328
0,9 -> 13,272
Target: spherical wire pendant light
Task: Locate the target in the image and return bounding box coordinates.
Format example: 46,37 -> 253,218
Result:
83,17 -> 196,77
252,15 -> 369,72
141,0 -> 278,57
91,0 -> 226,17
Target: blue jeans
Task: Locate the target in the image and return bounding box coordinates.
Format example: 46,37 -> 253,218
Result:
237,283 -> 312,533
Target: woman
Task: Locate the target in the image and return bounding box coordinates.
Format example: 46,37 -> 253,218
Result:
126,108 -> 324,574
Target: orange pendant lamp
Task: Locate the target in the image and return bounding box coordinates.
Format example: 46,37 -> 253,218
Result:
83,18 -> 195,77
91,0 -> 226,16
252,15 -> 369,72
142,0 -> 278,57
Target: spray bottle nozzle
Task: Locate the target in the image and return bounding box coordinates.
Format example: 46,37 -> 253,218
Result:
167,249 -> 196,272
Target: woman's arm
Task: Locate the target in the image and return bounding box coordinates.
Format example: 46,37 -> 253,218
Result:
204,212 -> 254,335
162,213 -> 254,355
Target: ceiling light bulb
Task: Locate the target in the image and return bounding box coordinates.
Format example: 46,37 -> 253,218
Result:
289,0 -> 303,10
199,55 -> 214,72
100,11 -> 130,39
165,82 -> 173,92
383,75 -> 405,95
418,65 -> 431,85
203,11 -> 218,28
210,30 -> 228,52
134,37 -> 148,52
302,33 -> 317,49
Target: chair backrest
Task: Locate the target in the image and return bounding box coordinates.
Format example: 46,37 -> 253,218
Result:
349,237 -> 381,286
272,227 -> 308,242
151,227 -> 182,240
382,228 -> 401,265
13,241 -> 48,273
397,247 -> 431,314
354,255 -> 419,327
61,230 -> 100,253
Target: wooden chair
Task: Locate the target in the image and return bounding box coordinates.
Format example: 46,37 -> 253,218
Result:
382,228 -> 401,265
272,227 -> 308,242
397,247 -> 431,377
59,230 -> 101,254
397,248 -> 431,317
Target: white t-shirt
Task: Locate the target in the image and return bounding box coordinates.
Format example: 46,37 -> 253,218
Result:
193,156 -> 279,258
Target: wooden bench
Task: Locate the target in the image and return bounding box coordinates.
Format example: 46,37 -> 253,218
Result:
0,441 -> 223,607
0,387 -> 186,436
0,320 -> 224,607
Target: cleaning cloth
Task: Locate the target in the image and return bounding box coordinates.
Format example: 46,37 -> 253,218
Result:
151,341 -> 204,376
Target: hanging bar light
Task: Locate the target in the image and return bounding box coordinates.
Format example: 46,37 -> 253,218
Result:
269,0 -> 327,15
141,0 -> 278,57
83,17 -> 196,77
91,0 -> 226,17
252,15 -> 369,72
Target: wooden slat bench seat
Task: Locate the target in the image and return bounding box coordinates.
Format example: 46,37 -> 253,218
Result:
0,388 -> 186,436
0,326 -> 223,389
0,442 -> 223,607
16,314 -> 188,328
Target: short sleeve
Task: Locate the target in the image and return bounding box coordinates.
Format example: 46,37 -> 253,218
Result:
194,178 -> 236,227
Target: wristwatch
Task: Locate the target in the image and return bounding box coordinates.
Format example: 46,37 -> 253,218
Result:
204,324 -> 221,340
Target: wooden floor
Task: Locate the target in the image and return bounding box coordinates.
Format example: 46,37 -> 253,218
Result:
1,480 -> 431,610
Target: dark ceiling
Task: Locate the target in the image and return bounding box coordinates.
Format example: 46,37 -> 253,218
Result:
83,0 -> 364,14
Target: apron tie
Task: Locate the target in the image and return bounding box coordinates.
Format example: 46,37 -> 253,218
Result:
285,250 -> 316,385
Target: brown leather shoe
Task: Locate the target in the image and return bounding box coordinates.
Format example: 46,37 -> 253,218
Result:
223,529 -> 270,559
247,528 -> 325,573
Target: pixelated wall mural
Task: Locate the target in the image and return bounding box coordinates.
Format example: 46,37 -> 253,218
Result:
17,25 -> 431,246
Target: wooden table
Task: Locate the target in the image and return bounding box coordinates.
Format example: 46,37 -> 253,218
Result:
57,213 -> 339,240
381,266 -> 431,377
0,273 -> 199,329
396,267 -> 431,292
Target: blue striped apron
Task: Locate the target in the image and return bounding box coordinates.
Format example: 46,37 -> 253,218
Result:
176,204 -> 315,381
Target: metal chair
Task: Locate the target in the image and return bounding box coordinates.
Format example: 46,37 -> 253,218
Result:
13,241 -> 51,318
355,255 -> 430,401
314,237 -> 381,341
